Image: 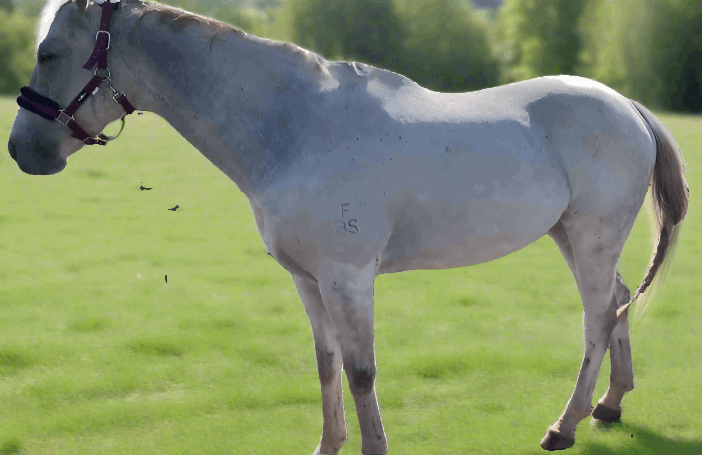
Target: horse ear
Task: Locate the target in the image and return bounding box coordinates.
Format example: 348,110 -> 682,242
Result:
76,0 -> 88,12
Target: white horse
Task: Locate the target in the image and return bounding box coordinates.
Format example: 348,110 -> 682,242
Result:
8,0 -> 688,452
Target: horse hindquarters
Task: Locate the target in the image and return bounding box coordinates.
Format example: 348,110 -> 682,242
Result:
541,98 -> 658,450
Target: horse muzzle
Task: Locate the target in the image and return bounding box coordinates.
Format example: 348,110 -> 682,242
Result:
8,137 -> 67,175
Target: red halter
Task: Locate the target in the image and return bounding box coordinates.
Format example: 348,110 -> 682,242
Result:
17,0 -> 136,145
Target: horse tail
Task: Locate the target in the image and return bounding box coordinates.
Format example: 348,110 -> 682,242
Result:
616,100 -> 689,322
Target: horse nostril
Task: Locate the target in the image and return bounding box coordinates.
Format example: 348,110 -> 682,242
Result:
8,139 -> 18,161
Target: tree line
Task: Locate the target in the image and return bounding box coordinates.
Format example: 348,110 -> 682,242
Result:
2,0 -> 700,112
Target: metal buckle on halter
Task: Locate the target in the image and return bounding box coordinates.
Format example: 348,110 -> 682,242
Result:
112,91 -> 126,105
104,82 -> 124,105
96,30 -> 111,49
56,110 -> 74,126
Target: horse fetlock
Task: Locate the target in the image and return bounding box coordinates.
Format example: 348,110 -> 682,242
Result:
597,381 -> 634,411
361,436 -> 388,455
318,431 -> 348,455
552,408 -> 588,437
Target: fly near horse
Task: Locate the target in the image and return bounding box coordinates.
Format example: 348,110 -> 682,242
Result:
8,0 -> 688,452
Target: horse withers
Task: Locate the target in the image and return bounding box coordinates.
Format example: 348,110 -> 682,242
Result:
8,0 -> 688,452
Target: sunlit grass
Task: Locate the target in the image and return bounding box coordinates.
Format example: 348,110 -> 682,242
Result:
1,98 -> 700,454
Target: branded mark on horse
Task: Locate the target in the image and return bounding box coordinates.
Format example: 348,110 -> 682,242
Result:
8,0 -> 688,453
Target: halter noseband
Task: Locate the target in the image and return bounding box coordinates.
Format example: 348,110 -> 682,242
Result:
16,0 -> 135,146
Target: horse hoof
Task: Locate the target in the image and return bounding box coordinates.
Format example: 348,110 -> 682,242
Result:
592,403 -> 621,422
540,429 -> 575,451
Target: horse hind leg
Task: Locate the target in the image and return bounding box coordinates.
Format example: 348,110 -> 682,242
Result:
549,223 -> 635,423
541,218 -> 627,450
592,273 -> 635,422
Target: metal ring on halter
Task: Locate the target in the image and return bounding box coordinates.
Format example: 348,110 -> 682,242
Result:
101,116 -> 126,141
94,67 -> 111,80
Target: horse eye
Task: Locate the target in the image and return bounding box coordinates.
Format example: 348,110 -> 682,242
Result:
38,51 -> 56,64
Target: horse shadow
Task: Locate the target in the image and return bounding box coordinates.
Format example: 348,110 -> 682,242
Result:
528,419 -> 702,455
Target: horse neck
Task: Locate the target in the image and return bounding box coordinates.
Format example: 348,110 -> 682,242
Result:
126,12 -> 327,197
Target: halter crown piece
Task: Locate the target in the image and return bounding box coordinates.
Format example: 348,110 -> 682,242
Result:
16,0 -> 135,145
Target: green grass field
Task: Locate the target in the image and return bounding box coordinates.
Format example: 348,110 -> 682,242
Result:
1,97 -> 700,455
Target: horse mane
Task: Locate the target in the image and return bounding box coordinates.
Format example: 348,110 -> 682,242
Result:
36,0 -> 244,49
141,1 -> 245,36
141,1 -> 327,72
37,0 -> 70,48
35,0 -> 326,72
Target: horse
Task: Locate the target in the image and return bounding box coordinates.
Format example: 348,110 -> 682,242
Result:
7,0 -> 688,453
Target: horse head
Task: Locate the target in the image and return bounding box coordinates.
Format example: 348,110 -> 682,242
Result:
8,0 -> 140,174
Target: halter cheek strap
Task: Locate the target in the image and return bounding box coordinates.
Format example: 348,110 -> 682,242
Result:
16,0 -> 135,146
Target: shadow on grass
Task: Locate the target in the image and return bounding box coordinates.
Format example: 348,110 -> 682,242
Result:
524,419 -> 701,455
0,438 -> 21,455
580,420 -> 701,455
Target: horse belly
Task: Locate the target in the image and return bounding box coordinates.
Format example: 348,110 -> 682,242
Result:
379,155 -> 570,273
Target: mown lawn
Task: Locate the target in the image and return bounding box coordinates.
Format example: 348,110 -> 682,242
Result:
1,97 -> 700,455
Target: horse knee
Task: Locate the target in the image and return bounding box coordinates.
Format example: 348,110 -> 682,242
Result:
346,361 -> 376,395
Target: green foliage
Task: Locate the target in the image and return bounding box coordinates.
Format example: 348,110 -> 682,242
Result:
0,10 -> 36,95
577,0 -> 658,105
287,0 -> 497,92
287,0 -> 407,69
578,0 -> 702,111
648,0 -> 702,112
0,0 -> 14,13
8,0 -> 44,17
394,0 -> 498,91
248,5 -> 296,43
493,0 -> 588,83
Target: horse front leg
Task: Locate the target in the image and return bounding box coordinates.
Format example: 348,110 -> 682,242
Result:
317,261 -> 388,455
294,276 -> 348,455
593,274 -> 635,422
